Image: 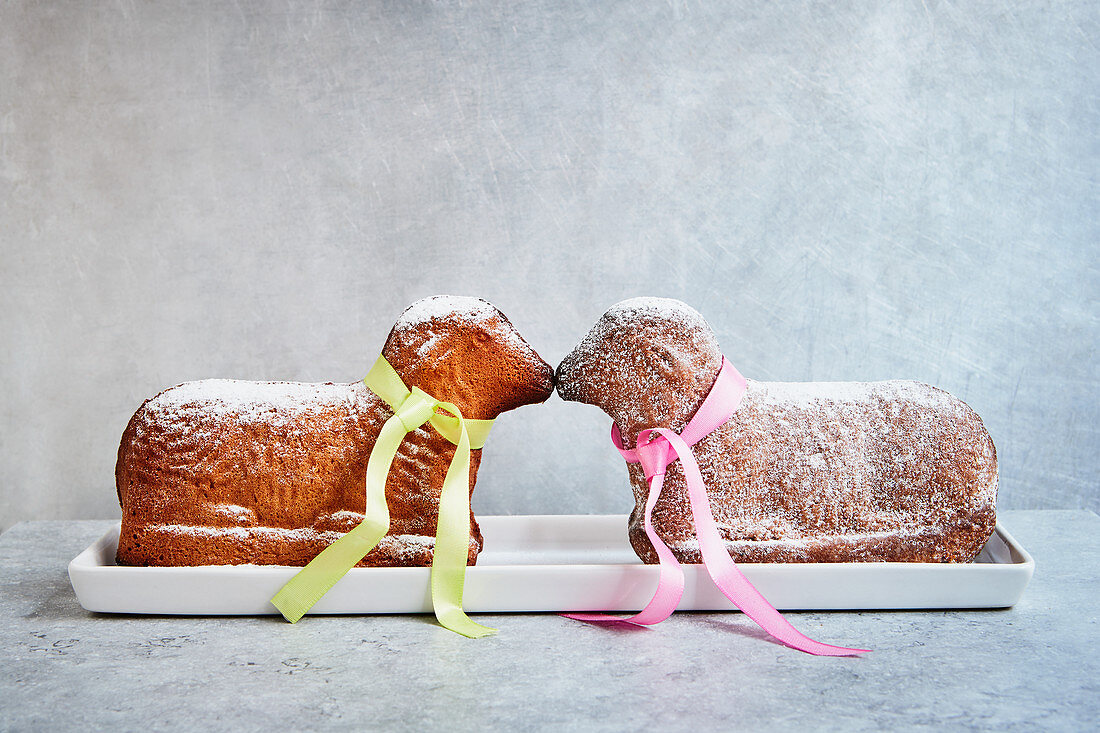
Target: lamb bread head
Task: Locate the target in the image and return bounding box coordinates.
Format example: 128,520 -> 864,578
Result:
556,298 -> 723,447
556,297 -> 998,564
382,295 -> 555,419
115,296 -> 554,567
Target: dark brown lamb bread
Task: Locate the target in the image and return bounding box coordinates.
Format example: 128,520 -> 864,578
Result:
556,297 -> 997,564
116,296 -> 555,567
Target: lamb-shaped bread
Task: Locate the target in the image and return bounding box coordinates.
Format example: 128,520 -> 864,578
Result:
116,296 -> 554,567
555,298 -> 998,564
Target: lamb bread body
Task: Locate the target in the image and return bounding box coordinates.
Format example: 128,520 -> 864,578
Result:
555,298 -> 997,564
116,296 -> 555,567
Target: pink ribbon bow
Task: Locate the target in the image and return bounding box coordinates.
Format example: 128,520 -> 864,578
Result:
565,357 -> 869,657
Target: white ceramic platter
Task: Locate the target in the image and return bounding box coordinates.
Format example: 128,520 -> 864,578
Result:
68,515 -> 1034,615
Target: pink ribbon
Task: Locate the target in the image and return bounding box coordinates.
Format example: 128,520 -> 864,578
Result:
565,357 -> 869,657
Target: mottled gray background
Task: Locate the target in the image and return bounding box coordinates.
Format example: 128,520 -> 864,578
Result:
1,1 -> 1097,533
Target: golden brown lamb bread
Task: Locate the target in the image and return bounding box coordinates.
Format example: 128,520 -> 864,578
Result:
116,296 -> 554,567
555,298 -> 997,564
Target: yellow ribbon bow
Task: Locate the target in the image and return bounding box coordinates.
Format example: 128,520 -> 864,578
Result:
270,355 -> 496,638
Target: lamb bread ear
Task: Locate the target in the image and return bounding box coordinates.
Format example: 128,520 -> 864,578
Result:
557,297 -> 998,565
115,295 -> 555,570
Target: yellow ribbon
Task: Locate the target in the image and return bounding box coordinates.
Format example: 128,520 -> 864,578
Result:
270,356 -> 496,638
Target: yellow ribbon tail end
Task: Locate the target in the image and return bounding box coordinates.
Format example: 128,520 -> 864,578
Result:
269,413 -> 409,623
435,608 -> 498,639
429,402 -> 497,638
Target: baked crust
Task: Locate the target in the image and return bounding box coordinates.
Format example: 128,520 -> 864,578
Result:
557,298 -> 997,564
116,297 -> 554,567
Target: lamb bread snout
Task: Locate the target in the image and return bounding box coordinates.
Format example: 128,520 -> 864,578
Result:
556,297 -> 998,564
116,296 -> 554,567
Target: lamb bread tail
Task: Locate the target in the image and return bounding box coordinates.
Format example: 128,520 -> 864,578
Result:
555,297 -> 997,564
116,296 -> 555,567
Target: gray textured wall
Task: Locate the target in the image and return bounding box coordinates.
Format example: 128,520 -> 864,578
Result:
2,1 -> 1097,533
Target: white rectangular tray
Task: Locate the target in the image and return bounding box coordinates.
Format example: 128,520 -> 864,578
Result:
68,515 -> 1034,615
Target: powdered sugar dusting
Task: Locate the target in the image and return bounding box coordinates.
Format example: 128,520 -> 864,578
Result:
394,295 -> 499,332
144,380 -> 361,427
389,295 -> 536,366
750,378 -> 949,409
631,375 -> 998,562
605,297 -> 710,324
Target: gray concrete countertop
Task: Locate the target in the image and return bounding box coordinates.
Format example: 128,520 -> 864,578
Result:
2,510 -> 1097,731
